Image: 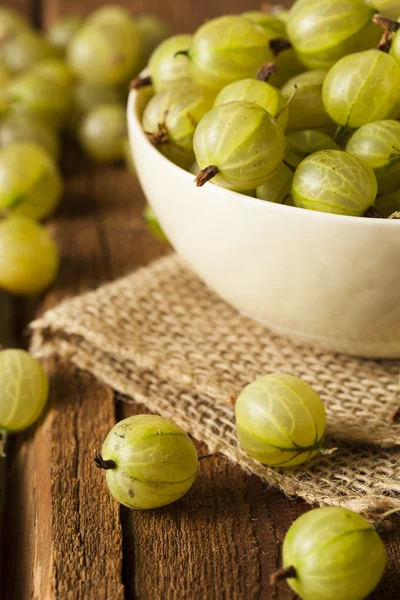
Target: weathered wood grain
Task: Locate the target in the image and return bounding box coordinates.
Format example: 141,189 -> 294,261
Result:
1,1 -> 400,599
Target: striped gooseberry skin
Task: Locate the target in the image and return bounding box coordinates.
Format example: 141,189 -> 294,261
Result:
287,0 -> 380,70
282,507 -> 387,600
281,71 -> 335,134
194,101 -> 286,192
188,15 -> 273,91
0,349 -> 49,433
292,150 -> 377,216
256,163 -> 293,205
143,83 -> 215,169
235,373 -> 326,468
148,34 -> 193,92
285,130 -> 339,168
214,79 -> 289,130
346,120 -> 400,193
101,415 -> 198,510
322,50 -> 400,129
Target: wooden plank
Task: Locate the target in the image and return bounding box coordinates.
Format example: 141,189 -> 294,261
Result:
0,293 -> 14,348
41,0 -> 281,33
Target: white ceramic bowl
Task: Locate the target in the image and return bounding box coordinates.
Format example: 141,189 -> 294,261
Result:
128,87 -> 400,358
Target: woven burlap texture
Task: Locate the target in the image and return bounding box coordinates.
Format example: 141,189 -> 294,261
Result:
31,254 -> 400,518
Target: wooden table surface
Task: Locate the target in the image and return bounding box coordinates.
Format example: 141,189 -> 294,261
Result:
1,1 -> 400,598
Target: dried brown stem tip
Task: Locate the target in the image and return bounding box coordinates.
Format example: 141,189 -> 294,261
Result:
94,451 -> 116,470
373,14 -> 400,33
130,75 -> 153,90
270,38 -> 293,56
377,29 -> 394,52
195,165 -> 219,187
364,206 -> 386,219
256,62 -> 277,82
374,14 -> 400,52
270,566 -> 297,587
145,122 -> 169,146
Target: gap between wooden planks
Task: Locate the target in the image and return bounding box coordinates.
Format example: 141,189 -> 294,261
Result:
1,0 -> 400,599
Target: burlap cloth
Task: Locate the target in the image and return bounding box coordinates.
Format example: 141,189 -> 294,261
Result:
30,254 -> 400,518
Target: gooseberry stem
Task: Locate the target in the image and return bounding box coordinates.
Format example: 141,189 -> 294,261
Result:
256,62 -> 277,82
373,14 -> 400,34
269,38 -> 293,56
195,165 -> 219,187
94,451 -> 116,470
364,206 -> 385,219
145,121 -> 169,146
130,75 -> 153,90
374,15 -> 400,53
270,565 -> 297,586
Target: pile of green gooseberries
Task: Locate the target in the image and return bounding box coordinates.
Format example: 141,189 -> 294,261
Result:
137,1 -> 400,220
0,6 -> 170,297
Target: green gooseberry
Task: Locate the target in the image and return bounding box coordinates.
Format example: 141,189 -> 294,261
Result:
275,506 -> 386,600
0,349 -> 49,433
142,82 -> 215,169
285,130 -> 339,168
214,76 -> 289,130
346,120 -> 400,193
256,163 -> 293,204
287,0 -> 380,70
292,150 -> 377,216
0,142 -> 63,221
235,373 -> 326,467
146,34 -> 193,92
322,49 -> 400,129
194,101 -> 286,193
281,70 -> 335,134
8,71 -> 72,129
187,15 -> 273,91
95,414 -> 198,510
46,15 -> 84,56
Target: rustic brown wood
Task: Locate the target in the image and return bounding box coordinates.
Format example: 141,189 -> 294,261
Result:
0,293 -> 14,348
1,1 -> 400,599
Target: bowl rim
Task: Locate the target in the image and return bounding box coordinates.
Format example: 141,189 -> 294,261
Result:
127,88 -> 400,229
